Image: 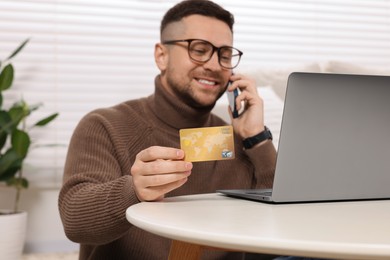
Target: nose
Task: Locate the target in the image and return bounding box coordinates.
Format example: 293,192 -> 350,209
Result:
202,51 -> 222,71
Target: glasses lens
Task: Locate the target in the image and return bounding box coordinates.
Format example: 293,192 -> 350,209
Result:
187,40 -> 242,69
219,47 -> 241,69
188,40 -> 213,62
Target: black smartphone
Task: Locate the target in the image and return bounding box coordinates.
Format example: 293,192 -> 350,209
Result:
226,81 -> 240,118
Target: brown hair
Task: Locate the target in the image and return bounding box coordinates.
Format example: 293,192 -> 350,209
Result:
160,0 -> 234,36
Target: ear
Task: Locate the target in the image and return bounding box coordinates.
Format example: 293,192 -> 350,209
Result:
154,43 -> 168,71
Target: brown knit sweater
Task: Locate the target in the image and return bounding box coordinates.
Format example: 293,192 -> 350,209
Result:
58,76 -> 276,260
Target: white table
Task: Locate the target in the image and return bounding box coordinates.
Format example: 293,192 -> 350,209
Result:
126,193 -> 390,260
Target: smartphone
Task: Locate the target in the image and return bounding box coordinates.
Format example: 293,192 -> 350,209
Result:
226,81 -> 240,118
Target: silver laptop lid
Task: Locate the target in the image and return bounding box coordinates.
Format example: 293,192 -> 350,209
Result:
272,72 -> 390,202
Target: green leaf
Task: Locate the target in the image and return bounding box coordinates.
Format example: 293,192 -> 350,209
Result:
0,111 -> 9,149
6,38 -> 30,61
11,129 -> 30,158
0,64 -> 14,91
8,106 -> 25,129
0,148 -> 23,179
35,113 -> 59,127
0,93 -> 3,108
6,176 -> 29,189
11,99 -> 29,111
23,178 -> 29,188
0,166 -> 20,182
0,110 -> 13,135
12,101 -> 41,117
26,102 -> 42,114
0,132 -> 7,151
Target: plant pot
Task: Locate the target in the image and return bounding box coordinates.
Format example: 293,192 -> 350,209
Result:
0,210 -> 27,260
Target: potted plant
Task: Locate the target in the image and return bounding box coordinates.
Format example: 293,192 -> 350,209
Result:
0,39 -> 59,259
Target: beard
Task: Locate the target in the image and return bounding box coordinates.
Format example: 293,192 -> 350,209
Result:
165,69 -> 227,110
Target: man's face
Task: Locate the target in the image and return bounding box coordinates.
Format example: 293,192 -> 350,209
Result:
157,15 -> 233,109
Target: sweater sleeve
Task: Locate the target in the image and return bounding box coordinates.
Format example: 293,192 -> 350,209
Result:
58,108 -> 145,245
244,140 -> 277,189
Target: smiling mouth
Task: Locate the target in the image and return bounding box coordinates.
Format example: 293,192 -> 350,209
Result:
196,78 -> 218,87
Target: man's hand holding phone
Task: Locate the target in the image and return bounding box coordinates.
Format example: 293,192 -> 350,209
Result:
226,73 -> 266,140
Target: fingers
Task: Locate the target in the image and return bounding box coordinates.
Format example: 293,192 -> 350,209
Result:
227,73 -> 262,111
228,73 -> 258,94
140,164 -> 192,187
138,177 -> 189,202
131,146 -> 193,202
137,146 -> 185,162
132,146 -> 191,176
227,74 -> 266,138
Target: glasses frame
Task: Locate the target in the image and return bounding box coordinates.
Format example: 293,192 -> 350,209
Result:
162,38 -> 243,69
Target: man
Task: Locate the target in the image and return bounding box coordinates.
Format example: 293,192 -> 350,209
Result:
59,0 -> 276,259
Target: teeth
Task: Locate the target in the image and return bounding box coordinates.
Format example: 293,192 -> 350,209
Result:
198,79 -> 216,85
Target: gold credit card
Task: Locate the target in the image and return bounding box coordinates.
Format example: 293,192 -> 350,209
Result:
179,126 -> 235,162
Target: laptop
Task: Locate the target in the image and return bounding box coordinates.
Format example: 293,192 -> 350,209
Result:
218,72 -> 390,203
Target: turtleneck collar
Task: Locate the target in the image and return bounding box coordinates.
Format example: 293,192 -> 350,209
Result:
148,75 -> 214,129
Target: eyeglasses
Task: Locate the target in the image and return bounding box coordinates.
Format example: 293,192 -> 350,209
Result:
162,39 -> 243,69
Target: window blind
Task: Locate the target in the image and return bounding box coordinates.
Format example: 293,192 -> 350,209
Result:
1,0 -> 389,188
